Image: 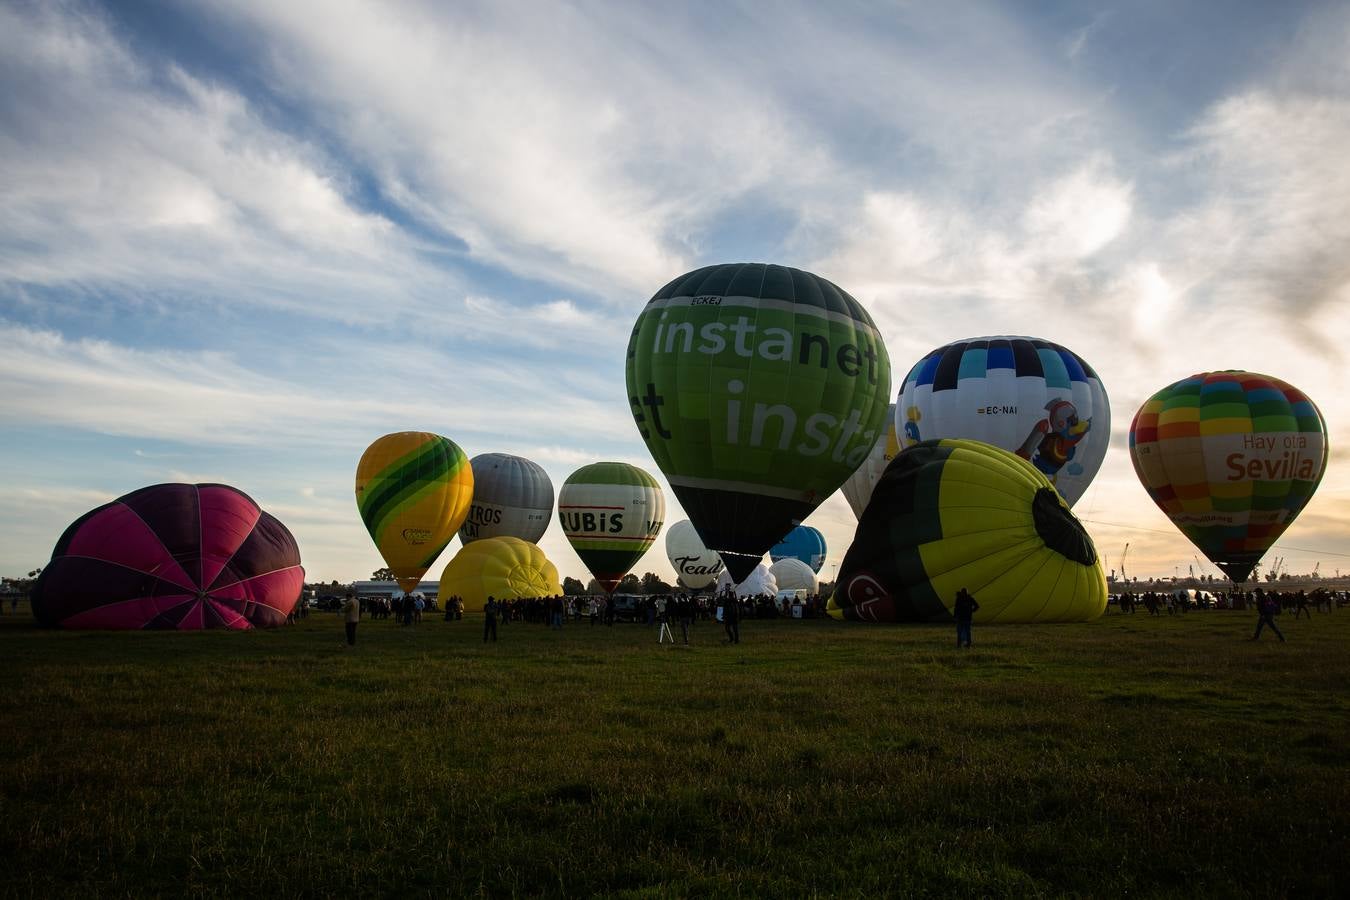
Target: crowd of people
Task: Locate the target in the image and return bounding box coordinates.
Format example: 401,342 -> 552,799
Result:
1110,585 -> 1345,643
1111,587 -> 1345,616
334,586 -> 834,647
471,590 -> 756,645
331,583 -> 1344,648
429,590 -> 831,627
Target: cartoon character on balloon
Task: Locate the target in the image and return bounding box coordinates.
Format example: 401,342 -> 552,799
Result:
1016,399 -> 1091,484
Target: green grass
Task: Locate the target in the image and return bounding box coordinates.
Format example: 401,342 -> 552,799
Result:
2,605 -> 1347,897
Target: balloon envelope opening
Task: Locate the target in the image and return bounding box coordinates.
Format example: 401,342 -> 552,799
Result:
717,549 -> 767,585
1216,560 -> 1258,585
1032,488 -> 1097,566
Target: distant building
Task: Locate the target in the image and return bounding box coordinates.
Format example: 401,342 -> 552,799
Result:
351,580 -> 440,603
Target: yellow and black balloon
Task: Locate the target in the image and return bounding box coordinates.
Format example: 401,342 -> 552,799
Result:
831,438 -> 1106,623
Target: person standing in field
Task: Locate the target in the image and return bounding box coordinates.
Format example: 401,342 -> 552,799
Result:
1294,590 -> 1311,620
954,587 -> 979,648
484,596 -> 499,643
1251,589 -> 1285,642
677,594 -> 695,645
656,596 -> 674,644
722,590 -> 740,645
342,592 -> 360,647
550,594 -> 565,630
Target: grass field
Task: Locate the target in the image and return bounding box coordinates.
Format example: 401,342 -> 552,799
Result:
2,604 -> 1347,898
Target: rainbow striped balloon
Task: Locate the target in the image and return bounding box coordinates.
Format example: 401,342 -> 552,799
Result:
1129,371 -> 1327,584
355,432 -> 473,593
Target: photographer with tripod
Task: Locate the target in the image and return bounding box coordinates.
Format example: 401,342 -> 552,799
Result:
656,595 -> 674,644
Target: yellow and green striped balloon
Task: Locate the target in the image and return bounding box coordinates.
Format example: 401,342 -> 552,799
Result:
831,438 -> 1106,623
355,432 -> 473,593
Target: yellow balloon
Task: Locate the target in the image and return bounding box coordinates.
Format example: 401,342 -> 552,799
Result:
437,536 -> 562,613
355,432 -> 473,594
832,439 -> 1105,623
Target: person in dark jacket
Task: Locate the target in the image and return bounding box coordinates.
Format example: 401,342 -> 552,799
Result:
676,594 -> 695,645
483,596 -> 499,643
1251,589 -> 1285,642
954,587 -> 979,648
722,591 -> 740,645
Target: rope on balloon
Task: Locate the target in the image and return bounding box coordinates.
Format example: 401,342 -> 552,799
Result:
1078,518 -> 1350,559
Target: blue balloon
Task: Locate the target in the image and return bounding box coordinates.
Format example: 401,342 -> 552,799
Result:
769,525 -> 827,573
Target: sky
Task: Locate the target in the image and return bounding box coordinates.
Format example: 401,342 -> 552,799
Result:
3,0 -> 1349,587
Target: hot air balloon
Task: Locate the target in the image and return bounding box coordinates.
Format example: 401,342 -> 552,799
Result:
841,403 -> 899,520
626,263 -> 891,583
458,452 -> 554,545
665,519 -> 724,589
355,432 -> 473,594
715,563 -> 777,598
894,336 -> 1109,506
1128,371 -> 1328,584
769,524 -> 827,573
831,439 -> 1106,623
769,557 -> 819,595
31,483 -> 304,629
558,462 -> 665,593
437,536 -> 562,613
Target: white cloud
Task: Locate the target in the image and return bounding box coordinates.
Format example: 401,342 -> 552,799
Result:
198,0 -> 834,298
0,3 -> 460,328
0,321 -> 637,450
810,152 -> 1135,339
1022,155 -> 1133,260
1165,90 -> 1350,327
1063,12 -> 1113,62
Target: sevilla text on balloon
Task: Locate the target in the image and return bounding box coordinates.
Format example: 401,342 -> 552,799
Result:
1225,450 -> 1319,482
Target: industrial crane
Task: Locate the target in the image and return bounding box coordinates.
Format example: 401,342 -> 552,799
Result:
1267,557 -> 1284,581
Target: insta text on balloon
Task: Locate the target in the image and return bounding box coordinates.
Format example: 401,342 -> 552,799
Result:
631,312 -> 885,466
